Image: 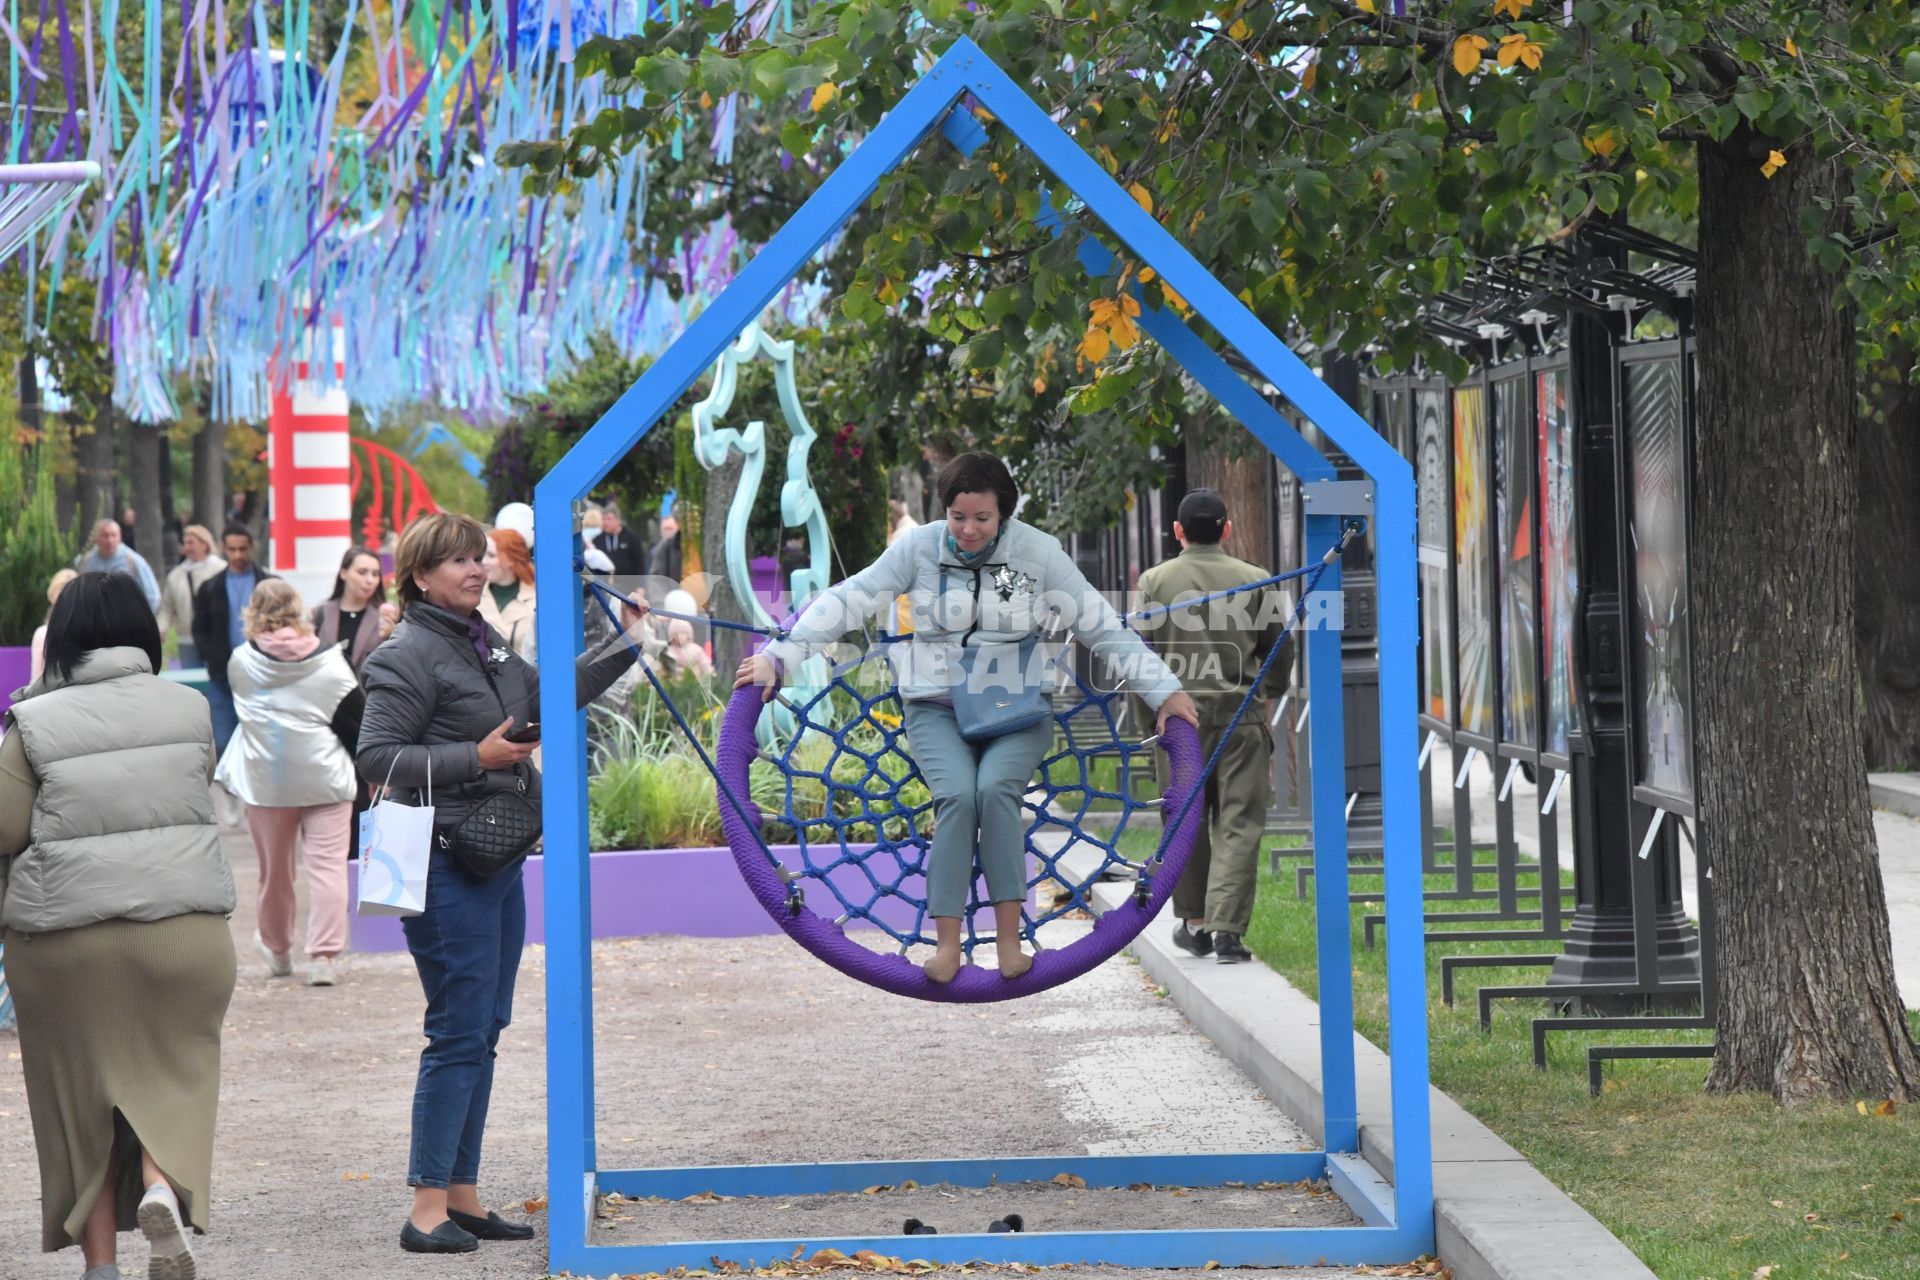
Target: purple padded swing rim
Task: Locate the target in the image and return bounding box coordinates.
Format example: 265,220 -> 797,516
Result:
714,682 -> 1207,1003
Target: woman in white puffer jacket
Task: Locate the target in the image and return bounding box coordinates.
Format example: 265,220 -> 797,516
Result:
216,579 -> 364,987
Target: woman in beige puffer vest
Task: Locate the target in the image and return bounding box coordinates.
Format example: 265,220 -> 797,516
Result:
0,572 -> 237,1280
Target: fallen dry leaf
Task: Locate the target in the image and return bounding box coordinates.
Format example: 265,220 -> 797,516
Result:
1753,1266 -> 1776,1280
1050,1172 -> 1087,1189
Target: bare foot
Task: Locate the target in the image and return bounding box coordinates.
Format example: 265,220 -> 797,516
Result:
997,944 -> 1033,980
923,948 -> 963,984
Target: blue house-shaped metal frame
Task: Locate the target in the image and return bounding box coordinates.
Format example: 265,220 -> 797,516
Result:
533,36 -> 1430,1274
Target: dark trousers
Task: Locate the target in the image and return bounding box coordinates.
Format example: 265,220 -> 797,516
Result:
401,850 -> 526,1188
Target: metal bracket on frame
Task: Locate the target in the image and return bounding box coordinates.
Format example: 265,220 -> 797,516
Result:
1300,479 -> 1375,517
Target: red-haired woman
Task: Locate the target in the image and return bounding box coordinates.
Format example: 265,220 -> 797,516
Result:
478,529 -> 537,664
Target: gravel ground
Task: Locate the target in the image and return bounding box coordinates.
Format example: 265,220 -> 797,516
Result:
0,819 -> 1389,1280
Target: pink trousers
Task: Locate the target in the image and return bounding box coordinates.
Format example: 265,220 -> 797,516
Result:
245,801 -> 352,959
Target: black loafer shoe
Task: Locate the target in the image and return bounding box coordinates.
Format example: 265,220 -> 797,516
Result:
1214,933 -> 1252,964
987,1214 -> 1025,1233
447,1208 -> 536,1241
902,1218 -> 939,1235
1173,922 -> 1214,957
400,1218 -> 479,1253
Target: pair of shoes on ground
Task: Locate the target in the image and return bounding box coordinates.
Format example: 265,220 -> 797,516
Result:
900,1214 -> 1023,1235
1172,922 -> 1251,964
253,932 -> 339,985
400,1208 -> 536,1253
135,1181 -> 196,1280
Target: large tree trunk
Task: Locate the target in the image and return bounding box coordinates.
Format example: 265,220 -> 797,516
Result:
192,414 -> 228,529
702,453 -> 753,681
1695,128 -> 1920,1103
127,423 -> 164,562
1185,437 -> 1273,570
74,399 -> 119,535
1855,350 -> 1920,769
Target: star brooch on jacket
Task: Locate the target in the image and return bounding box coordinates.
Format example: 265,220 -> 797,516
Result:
990,566 -> 1037,602
490,645 -> 511,667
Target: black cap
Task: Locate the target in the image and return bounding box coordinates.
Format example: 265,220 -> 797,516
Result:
1177,488 -> 1229,532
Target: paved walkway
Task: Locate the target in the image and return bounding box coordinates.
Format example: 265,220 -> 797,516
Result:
1,822 -> 1375,1280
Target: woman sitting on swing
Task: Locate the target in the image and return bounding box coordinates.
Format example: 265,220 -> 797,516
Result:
736,453 -> 1199,983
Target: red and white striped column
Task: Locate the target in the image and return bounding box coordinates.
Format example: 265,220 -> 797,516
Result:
267,322 -> 352,599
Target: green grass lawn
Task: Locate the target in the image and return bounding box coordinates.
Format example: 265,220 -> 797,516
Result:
1117,829 -> 1920,1280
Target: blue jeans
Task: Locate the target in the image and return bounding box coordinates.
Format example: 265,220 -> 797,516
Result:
206,679 -> 238,754
401,850 -> 526,1189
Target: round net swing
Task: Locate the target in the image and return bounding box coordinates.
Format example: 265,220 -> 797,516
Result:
584,529 -> 1354,1004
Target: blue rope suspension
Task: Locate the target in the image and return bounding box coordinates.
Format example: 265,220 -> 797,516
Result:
579,523 -> 1358,974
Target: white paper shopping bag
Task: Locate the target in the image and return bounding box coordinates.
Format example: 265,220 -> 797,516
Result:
357,756 -> 434,917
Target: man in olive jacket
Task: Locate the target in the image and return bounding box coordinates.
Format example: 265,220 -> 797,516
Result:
1135,489 -> 1294,964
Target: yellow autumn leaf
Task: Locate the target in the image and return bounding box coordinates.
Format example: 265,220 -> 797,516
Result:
1355,0 -> 1376,11
699,91 -> 713,110
1784,36 -> 1799,57
1452,34 -> 1489,76
1159,280 -> 1190,313
1761,148 -> 1787,179
1079,327 -> 1112,364
1411,90 -> 1425,109
1128,182 -> 1154,214
1227,18 -> 1251,40
1493,0 -> 1532,18
1138,266 -> 1156,283
1583,127 -> 1621,158
1301,60 -> 1318,92
1031,375 -> 1047,395
1089,297 -> 1121,325
1498,33 -> 1543,71
809,82 -> 837,112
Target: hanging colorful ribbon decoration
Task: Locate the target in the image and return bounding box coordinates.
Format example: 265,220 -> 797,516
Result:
2,0 -> 809,423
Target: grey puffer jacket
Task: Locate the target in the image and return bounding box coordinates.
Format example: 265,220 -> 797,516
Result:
3,647 -> 235,935
355,600 -> 638,827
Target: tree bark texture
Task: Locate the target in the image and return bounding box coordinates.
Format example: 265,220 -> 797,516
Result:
1185,442 -> 1273,571
127,423 -> 164,562
702,452 -> 753,682
192,415 -> 228,529
75,400 -> 118,534
1855,351 -> 1920,770
1694,130 -> 1920,1102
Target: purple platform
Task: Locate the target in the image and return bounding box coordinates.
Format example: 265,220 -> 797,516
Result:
347,842 -> 940,953
0,646 -> 33,719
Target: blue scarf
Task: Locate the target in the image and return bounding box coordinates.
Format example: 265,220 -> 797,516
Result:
945,528 -> 1003,565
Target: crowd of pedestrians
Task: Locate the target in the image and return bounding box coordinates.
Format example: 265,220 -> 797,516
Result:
4,498 -> 704,1277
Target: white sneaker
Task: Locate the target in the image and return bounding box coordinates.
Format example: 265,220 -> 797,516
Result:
306,956 -> 337,986
253,931 -> 292,978
136,1181 -> 197,1280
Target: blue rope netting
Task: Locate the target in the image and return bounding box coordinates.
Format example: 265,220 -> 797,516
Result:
582,522 -> 1357,998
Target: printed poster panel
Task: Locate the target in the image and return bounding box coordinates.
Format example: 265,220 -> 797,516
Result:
1537,368 -> 1582,756
1415,386 -> 1454,723
1627,359 -> 1693,800
1452,385 -> 1495,739
1494,377 -> 1538,749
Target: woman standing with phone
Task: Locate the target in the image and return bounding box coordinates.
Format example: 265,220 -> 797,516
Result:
356,513 -> 647,1255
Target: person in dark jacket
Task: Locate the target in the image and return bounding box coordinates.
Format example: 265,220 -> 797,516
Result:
355,512 -> 646,1256
190,525 -> 276,752
595,507 -> 647,579
645,511 -> 683,585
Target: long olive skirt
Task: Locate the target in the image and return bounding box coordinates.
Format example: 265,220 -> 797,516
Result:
7,912 -> 236,1252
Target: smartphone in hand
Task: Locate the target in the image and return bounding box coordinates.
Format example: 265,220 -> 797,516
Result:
505,721 -> 541,744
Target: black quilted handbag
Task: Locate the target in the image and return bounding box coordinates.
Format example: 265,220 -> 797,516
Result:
442,768 -> 541,880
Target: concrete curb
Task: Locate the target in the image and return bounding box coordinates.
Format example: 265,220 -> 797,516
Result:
1870,772 -> 1920,820
1078,873 -> 1655,1280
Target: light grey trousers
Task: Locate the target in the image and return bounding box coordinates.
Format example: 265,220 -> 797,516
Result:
902,700 -> 1053,918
